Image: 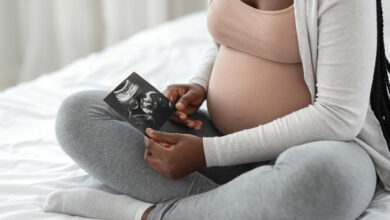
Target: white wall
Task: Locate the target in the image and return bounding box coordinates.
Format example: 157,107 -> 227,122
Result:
0,0 -> 208,90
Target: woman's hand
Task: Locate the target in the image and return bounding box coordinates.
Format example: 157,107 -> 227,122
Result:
163,83 -> 206,131
143,128 -> 206,180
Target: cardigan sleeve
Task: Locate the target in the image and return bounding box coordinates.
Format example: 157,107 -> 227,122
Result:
187,44 -> 218,94
202,0 -> 378,167
187,0 -> 218,95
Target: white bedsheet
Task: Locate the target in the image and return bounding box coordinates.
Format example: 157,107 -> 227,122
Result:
0,10 -> 390,220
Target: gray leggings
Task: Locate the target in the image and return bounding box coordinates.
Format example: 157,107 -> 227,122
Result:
55,90 -> 379,220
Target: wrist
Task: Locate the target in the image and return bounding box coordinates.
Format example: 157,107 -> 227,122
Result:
201,137 -> 220,167
197,137 -> 207,168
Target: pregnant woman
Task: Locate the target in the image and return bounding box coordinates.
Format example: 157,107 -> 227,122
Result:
44,0 -> 390,219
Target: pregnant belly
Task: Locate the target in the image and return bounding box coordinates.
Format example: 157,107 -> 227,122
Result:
207,45 -> 312,135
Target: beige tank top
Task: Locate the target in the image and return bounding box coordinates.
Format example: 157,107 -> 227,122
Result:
206,0 -> 312,135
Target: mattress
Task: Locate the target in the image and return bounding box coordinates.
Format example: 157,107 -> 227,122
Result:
0,10 -> 390,220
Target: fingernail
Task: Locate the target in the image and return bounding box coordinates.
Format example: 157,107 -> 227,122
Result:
176,103 -> 184,109
146,128 -> 153,133
180,115 -> 185,120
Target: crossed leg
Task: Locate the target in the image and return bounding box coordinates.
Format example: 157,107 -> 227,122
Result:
54,90 -> 377,220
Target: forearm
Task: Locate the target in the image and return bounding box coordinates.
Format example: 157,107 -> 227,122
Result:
187,44 -> 218,96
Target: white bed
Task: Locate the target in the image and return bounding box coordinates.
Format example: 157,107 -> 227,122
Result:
1,10 -> 390,220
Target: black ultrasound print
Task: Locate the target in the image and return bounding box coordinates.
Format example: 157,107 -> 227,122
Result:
104,72 -> 176,135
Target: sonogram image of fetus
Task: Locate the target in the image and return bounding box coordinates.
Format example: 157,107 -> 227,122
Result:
141,90 -> 172,114
113,79 -> 173,131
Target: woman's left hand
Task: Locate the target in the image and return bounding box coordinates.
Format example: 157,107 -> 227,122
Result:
143,128 -> 206,180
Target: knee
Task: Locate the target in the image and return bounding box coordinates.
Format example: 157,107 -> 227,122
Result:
56,90 -> 105,128
57,90 -> 107,120
274,140 -> 376,219
55,90 -> 108,151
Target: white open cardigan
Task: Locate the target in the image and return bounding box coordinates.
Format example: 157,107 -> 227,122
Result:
188,0 -> 390,190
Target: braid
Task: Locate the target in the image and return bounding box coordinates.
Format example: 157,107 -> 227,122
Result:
371,0 -> 390,150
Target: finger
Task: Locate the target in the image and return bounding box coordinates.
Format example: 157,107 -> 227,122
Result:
187,121 -> 195,128
144,136 -> 149,148
162,87 -> 170,98
145,128 -> 179,144
170,115 -> 188,126
176,91 -> 197,111
194,123 -> 202,130
144,137 -> 157,154
144,154 -> 163,173
145,136 -> 169,155
186,119 -> 202,128
172,113 -> 201,126
146,142 -> 169,164
161,143 -> 173,149
170,116 -> 202,130
174,111 -> 187,120
163,87 -> 180,103
144,148 -> 152,160
144,136 -> 159,150
170,114 -> 193,126
194,120 -> 203,127
167,91 -> 179,104
189,120 -> 202,130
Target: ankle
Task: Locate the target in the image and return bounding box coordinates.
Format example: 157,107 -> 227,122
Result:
141,205 -> 156,220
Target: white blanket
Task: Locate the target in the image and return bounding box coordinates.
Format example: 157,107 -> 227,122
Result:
0,10 -> 389,220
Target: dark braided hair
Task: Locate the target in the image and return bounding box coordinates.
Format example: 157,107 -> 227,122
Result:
371,0 -> 390,150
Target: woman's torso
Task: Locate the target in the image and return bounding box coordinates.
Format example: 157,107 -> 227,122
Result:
206,0 -> 312,134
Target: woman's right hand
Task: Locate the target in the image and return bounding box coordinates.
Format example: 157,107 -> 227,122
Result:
163,83 -> 206,130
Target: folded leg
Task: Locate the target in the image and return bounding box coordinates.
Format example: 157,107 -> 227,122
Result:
148,140 -> 377,220
54,90 -> 262,203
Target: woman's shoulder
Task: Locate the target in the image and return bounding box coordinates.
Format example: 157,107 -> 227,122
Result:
315,0 -> 375,10
309,0 -> 376,25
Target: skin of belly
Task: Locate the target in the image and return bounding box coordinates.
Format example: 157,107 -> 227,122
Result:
206,45 -> 312,135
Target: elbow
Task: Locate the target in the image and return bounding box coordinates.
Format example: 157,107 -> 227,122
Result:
339,107 -> 367,140
336,122 -> 362,141
329,116 -> 364,141
315,102 -> 366,141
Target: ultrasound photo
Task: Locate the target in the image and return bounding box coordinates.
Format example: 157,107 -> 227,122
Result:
104,72 -> 176,135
